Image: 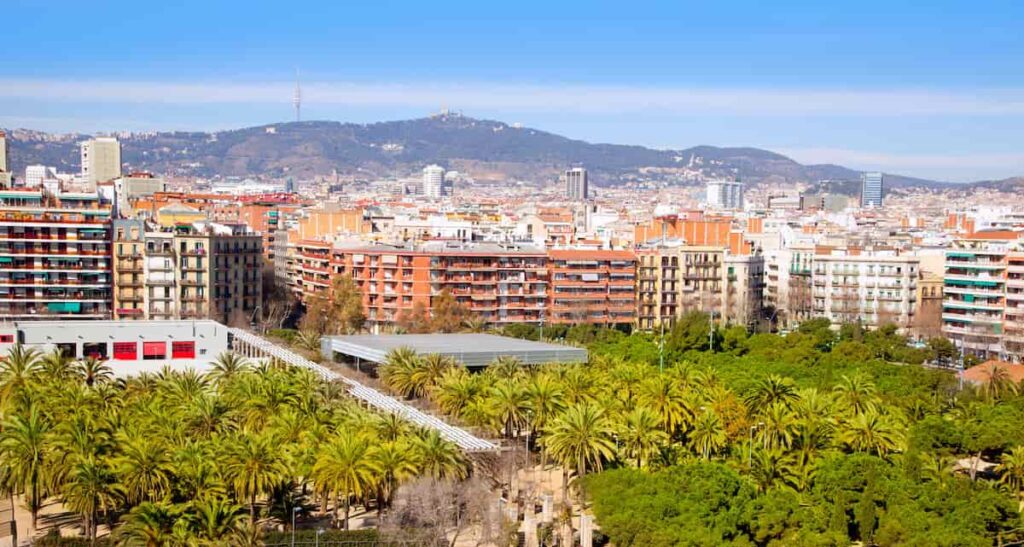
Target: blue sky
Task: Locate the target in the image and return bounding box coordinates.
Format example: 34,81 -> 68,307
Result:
3,0 -> 1024,181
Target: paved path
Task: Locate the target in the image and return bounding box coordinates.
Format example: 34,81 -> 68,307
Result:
229,329 -> 499,452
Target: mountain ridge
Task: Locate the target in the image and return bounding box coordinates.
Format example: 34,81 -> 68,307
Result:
3,115 -> 1020,192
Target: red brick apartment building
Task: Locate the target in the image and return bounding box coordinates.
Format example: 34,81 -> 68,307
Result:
292,242 -> 637,331
547,250 -> 637,326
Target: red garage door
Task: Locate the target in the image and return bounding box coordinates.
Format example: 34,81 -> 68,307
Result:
171,341 -> 195,359
142,341 -> 166,360
113,342 -> 137,360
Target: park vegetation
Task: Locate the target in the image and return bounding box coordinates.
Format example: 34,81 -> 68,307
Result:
374,313 -> 1024,546
0,348 -> 468,545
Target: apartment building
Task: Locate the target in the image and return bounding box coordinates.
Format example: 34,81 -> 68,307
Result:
942,233 -> 1023,361
295,241 -> 550,331
765,243 -> 816,328
112,220 -> 262,324
1006,252 -> 1024,360
636,244 -> 764,331
811,250 -> 919,329
547,249 -> 636,327
0,188 -> 113,319
292,242 -> 638,331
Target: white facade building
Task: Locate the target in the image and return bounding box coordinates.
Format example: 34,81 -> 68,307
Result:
422,165 -> 447,198
706,179 -> 745,210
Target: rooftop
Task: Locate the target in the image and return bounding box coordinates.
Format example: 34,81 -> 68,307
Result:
323,333 -> 587,367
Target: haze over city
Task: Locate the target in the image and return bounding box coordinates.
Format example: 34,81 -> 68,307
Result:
4,0 -> 1024,180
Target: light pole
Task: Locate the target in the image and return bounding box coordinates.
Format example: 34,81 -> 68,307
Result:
315,528 -> 325,547
291,506 -> 301,547
659,319 -> 665,373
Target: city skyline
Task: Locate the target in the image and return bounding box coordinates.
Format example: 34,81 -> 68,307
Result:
3,0 -> 1024,181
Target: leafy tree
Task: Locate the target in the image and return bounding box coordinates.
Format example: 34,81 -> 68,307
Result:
429,289 -> 469,333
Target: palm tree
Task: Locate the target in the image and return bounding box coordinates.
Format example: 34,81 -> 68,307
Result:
834,373 -> 878,416
617,406 -> 667,468
0,344 -> 41,407
750,447 -> 800,492
744,374 -> 799,414
688,409 -> 728,459
77,356 -> 113,387
115,435 -> 173,504
487,356 -> 523,381
62,456 -> 122,542
294,330 -> 322,354
757,401 -> 799,451
983,364 -> 1020,401
526,375 -> 566,469
116,501 -> 180,546
838,409 -> 904,457
312,433 -> 380,529
0,405 -> 50,532
39,348 -> 76,383
638,375 -> 692,436
374,413 -> 411,443
372,440 -> 420,510
490,378 -> 530,438
997,446 -> 1024,501
223,433 -> 290,521
543,402 -> 616,499
379,347 -> 421,398
410,354 -> 456,398
415,430 -> 467,480
183,496 -> 247,544
209,352 -> 251,383
461,316 -> 488,333
430,368 -> 482,417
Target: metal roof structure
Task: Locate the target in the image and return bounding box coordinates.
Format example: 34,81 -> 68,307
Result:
228,328 -> 498,452
323,333 -> 588,368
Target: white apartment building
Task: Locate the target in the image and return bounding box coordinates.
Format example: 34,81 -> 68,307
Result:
706,179 -> 745,210
422,165 -> 447,198
811,251 -> 919,329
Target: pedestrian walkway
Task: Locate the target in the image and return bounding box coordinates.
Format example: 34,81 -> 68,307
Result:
229,328 -> 499,452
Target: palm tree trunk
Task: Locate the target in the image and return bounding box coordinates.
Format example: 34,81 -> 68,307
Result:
343,488 -> 351,531
250,492 -> 257,521
31,473 -> 39,532
8,491 -> 17,547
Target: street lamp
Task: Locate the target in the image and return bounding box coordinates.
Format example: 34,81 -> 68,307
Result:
291,506 -> 301,547
315,528 -> 325,547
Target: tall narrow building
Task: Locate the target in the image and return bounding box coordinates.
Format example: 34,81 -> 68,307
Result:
422,165 -> 447,198
861,172 -> 884,208
565,168 -> 588,201
0,131 -> 10,187
81,137 -> 122,186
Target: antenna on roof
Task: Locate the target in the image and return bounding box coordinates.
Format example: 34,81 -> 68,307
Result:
293,68 -> 302,122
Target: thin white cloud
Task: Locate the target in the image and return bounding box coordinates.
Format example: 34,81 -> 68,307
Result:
778,146 -> 1024,182
3,79 -> 1024,116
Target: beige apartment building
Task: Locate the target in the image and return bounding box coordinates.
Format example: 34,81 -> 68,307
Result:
637,244 -> 765,331
81,137 -> 122,186
113,219 -> 262,324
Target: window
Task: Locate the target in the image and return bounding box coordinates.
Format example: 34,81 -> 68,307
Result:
113,342 -> 137,360
142,341 -> 167,360
82,342 -> 107,360
171,341 -> 195,359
